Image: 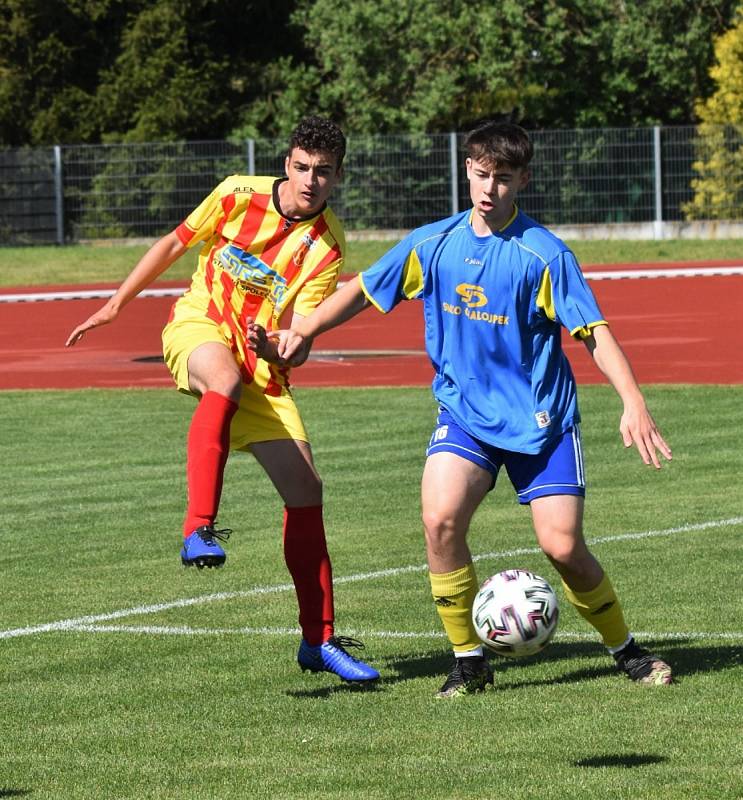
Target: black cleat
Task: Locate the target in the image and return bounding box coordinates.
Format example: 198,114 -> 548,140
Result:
614,638 -> 673,685
435,655 -> 494,699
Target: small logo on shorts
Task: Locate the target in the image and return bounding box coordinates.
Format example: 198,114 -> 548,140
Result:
535,411 -> 551,429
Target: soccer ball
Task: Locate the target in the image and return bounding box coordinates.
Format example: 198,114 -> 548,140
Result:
472,569 -> 559,658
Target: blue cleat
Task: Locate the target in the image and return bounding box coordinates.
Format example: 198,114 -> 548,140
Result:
298,636 -> 380,683
180,525 -> 231,569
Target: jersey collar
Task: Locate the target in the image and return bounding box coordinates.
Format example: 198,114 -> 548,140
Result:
466,205 -> 519,242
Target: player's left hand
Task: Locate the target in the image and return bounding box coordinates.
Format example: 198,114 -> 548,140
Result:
619,403 -> 672,469
246,319 -> 269,355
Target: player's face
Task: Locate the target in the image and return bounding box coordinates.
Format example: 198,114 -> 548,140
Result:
282,148 -> 342,218
466,157 -> 529,234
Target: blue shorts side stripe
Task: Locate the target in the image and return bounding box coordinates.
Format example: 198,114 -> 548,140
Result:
426,441 -> 500,473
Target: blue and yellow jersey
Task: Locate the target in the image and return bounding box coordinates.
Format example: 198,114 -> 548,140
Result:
359,207 -> 607,453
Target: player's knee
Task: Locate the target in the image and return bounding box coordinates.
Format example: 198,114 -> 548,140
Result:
196,370 -> 241,402
287,471 -> 323,506
422,507 -> 461,545
541,537 -> 589,571
306,473 -> 323,504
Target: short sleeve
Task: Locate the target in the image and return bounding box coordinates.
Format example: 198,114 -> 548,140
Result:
536,251 -> 607,338
358,234 -> 423,314
175,179 -> 234,248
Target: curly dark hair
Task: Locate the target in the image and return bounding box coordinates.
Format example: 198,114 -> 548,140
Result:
464,121 -> 533,170
288,116 -> 346,168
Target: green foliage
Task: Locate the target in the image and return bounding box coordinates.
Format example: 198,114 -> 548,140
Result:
684,4 -> 743,220
235,0 -> 738,135
0,0 -> 123,145
0,0 -> 301,146
0,0 -> 738,146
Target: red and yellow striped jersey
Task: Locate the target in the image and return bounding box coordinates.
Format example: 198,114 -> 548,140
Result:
172,175 -> 345,393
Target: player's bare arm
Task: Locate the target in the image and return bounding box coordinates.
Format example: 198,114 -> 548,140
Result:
268,276 -> 371,363
65,231 -> 186,347
583,324 -> 672,469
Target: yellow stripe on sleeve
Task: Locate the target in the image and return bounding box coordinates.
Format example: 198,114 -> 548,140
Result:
401,250 -> 425,299
536,266 -> 556,320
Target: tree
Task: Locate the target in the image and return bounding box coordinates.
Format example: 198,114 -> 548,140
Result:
684,3 -> 743,220
0,0 -> 129,145
94,0 -> 303,143
0,0 -> 302,146
230,0 -> 737,137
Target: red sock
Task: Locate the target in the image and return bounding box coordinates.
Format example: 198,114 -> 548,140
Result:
283,505 -> 335,646
183,391 -> 238,537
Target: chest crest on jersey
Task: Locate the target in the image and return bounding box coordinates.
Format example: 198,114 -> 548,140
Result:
292,232 -> 318,268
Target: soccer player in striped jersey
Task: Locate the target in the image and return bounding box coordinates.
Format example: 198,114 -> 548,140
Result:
65,117 -> 378,683
256,121 -> 673,696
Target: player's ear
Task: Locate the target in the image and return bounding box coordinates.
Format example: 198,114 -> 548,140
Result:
284,154 -> 291,177
519,169 -> 531,190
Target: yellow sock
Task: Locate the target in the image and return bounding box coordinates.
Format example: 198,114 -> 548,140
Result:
561,573 -> 630,649
430,563 -> 481,653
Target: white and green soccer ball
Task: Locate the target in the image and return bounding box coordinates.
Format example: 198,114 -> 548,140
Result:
472,569 -> 559,658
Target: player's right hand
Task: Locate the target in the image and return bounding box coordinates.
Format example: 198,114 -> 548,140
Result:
267,329 -> 312,367
65,305 -> 119,347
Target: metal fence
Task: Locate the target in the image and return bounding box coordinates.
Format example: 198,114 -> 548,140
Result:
1,125 -> 741,245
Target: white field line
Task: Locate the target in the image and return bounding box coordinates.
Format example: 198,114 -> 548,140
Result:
2,265 -> 743,303
0,287 -> 186,303
2,516 -> 741,641
62,624 -> 743,643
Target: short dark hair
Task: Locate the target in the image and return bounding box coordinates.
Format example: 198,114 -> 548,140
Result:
464,121 -> 533,170
288,116 -> 346,169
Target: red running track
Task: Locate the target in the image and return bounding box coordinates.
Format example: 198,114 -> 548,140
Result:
1,268 -> 742,389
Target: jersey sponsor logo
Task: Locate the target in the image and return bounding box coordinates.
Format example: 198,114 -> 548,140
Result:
463,308 -> 509,324
442,301 -> 509,326
535,410 -> 551,428
455,283 -> 487,307
292,232 -> 318,267
219,244 -> 288,309
443,284 -> 509,325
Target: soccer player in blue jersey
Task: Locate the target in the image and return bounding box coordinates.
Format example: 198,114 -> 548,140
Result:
251,121 -> 674,697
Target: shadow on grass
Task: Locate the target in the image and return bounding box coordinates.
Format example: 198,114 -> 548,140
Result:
378,638 -> 742,688
0,791 -> 32,798
286,679 -> 385,699
574,753 -> 668,768
285,638 -> 741,697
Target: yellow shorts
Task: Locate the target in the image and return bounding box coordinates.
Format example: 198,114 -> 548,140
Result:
162,310 -> 308,450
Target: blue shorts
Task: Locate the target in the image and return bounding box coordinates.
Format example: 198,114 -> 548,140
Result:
426,408 -> 585,504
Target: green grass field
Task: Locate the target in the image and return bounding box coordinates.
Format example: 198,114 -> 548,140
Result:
2,385 -> 742,799
1,237 -> 742,287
